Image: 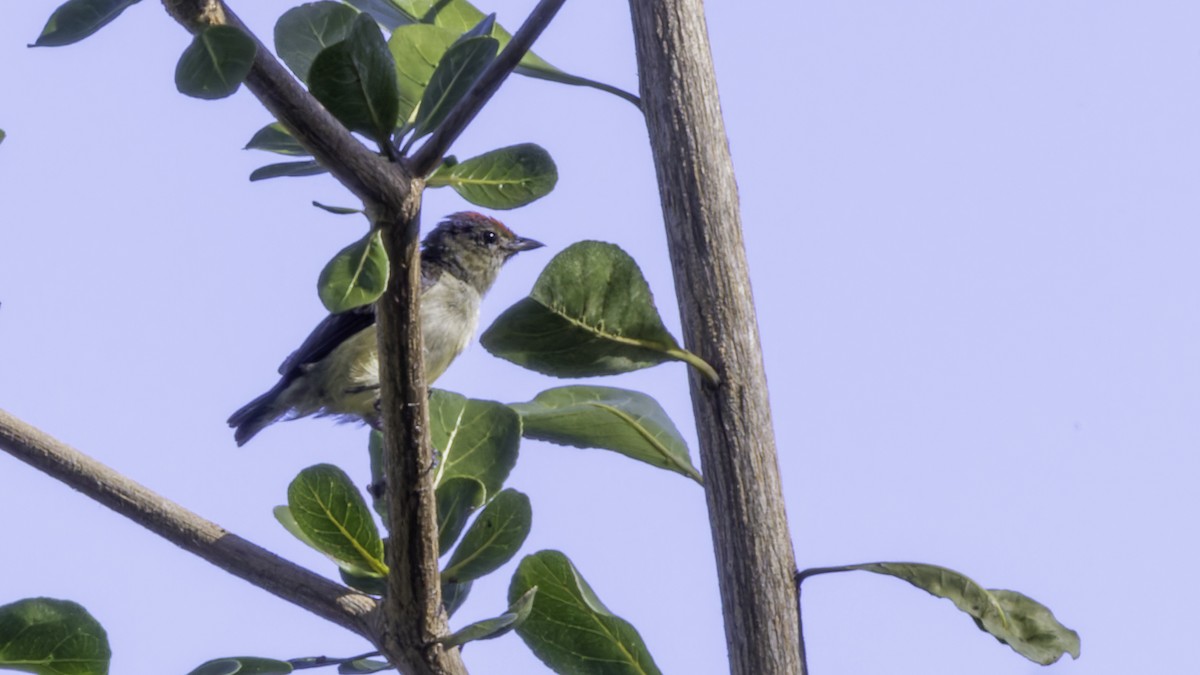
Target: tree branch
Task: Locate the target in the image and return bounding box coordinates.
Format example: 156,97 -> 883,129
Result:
407,0 -> 569,177
627,0 -> 803,673
0,409 -> 379,639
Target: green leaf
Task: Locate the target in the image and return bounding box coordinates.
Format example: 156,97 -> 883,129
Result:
807,562 -> 1081,665
411,36 -> 498,140
436,476 -> 487,556
277,504 -> 390,592
313,201 -> 365,215
511,386 -> 701,483
387,24 -> 460,127
317,229 -> 390,313
0,598 -> 110,675
286,464 -> 388,577
425,143 -> 557,209
249,160 -> 328,181
336,659 -> 392,673
186,657 -> 294,675
442,580 -> 472,618
349,0 -> 639,107
274,1 -> 359,82
510,551 -> 661,675
308,13 -> 401,143
175,25 -> 257,100
32,0 -> 141,47
430,390 -> 521,500
0,130 -> 6,146
245,123 -> 310,156
481,242 -> 718,381
439,586 -> 536,648
442,489 -> 531,583
340,568 -> 388,596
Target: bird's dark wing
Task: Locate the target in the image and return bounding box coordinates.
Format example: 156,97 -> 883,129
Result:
278,304 -> 377,376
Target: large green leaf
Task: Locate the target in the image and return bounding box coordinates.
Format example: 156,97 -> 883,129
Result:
802,562 -> 1081,665
32,0 -> 141,47
411,36 -> 498,140
0,598 -> 110,675
511,386 -> 701,483
245,122 -> 310,156
186,657 -> 294,675
286,464 -> 388,577
426,143 -> 557,209
481,241 -> 717,381
436,476 -> 487,556
175,25 -> 257,100
439,586 -> 537,648
430,390 -> 520,500
308,13 -> 400,144
344,0 -> 639,106
510,551 -> 661,675
442,489 -> 531,584
388,24 -> 460,127
274,1 -> 359,82
317,229 -> 389,313
249,160 -> 328,181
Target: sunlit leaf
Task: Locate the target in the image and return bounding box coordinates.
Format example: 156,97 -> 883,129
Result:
511,386 -> 700,483
442,489 -> 531,583
308,13 -> 400,143
430,390 -> 520,500
510,551 -> 661,674
481,242 -> 717,381
175,25 -> 257,100
439,586 -> 537,648
425,143 -> 556,209
245,122 -> 310,156
286,464 -> 388,577
387,24 -> 459,126
0,598 -> 110,675
274,1 -> 358,82
32,0 -> 141,47
317,229 -> 389,313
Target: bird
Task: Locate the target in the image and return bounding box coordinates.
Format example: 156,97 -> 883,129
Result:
227,211 -> 543,445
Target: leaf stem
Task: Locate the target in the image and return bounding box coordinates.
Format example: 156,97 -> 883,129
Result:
665,347 -> 720,385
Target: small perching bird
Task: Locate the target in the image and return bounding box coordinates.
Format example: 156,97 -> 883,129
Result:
228,212 -> 543,445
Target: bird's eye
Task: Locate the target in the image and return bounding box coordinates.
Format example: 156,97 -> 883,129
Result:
482,230 -> 498,245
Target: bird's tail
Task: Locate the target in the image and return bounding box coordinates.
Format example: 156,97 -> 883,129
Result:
227,380 -> 290,446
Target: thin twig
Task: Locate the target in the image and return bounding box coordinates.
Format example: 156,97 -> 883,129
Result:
408,0 -> 569,177
0,409 -> 379,639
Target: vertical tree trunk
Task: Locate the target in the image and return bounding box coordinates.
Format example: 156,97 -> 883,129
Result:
627,1 -> 804,673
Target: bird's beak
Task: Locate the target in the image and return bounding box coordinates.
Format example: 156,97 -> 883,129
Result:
508,236 -> 545,253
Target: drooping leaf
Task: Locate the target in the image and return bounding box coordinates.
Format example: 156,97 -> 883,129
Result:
430,390 -> 520,500
249,160 -> 328,181
336,659 -> 392,673
436,476 -> 487,555
510,551 -> 661,675
313,201 -> 364,215
481,241 -> 717,381
274,1 -> 359,82
286,464 -> 388,577
411,36 -> 498,140
442,580 -> 472,618
308,13 -> 400,143
175,25 -> 257,100
387,24 -> 460,126
511,386 -> 700,483
0,598 -> 110,675
442,489 -> 531,583
439,586 -> 537,648
245,122 -> 310,156
806,562 -> 1081,665
186,657 -> 294,675
344,0 -> 639,106
425,143 -> 557,209
317,229 -> 389,313
32,0 -> 141,47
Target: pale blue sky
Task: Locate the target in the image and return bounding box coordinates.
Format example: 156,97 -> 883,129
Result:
3,1 -> 1198,673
